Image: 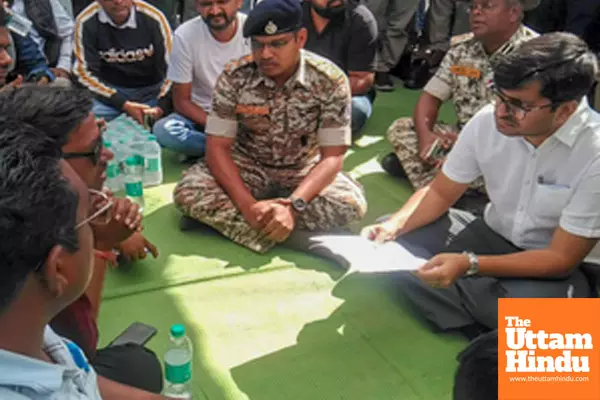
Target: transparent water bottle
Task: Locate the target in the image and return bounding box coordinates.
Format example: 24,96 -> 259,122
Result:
143,135 -> 163,186
163,324 -> 193,399
123,156 -> 144,212
104,141 -> 123,193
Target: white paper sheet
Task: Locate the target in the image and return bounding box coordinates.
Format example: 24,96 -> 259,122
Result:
309,235 -> 427,273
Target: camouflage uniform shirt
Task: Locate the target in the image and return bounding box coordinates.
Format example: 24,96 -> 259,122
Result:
424,25 -> 538,129
205,49 -> 352,168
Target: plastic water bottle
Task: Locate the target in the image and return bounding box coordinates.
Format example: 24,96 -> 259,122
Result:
123,156 -> 144,212
143,135 -> 163,186
104,141 -> 123,193
163,324 -> 193,399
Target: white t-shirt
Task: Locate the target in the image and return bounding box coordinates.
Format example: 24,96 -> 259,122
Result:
442,100 -> 600,264
167,13 -> 250,113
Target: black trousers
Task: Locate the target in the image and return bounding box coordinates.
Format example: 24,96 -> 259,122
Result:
93,343 -> 164,394
395,209 -> 595,331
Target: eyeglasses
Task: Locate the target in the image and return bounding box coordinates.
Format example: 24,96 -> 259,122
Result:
63,121 -> 106,165
491,89 -> 554,120
251,37 -> 294,51
34,189 -> 113,272
64,136 -> 104,165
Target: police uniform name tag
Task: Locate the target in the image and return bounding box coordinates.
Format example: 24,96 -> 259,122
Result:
450,65 -> 482,80
236,104 -> 270,115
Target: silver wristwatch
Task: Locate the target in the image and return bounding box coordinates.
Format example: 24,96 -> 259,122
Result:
463,251 -> 479,276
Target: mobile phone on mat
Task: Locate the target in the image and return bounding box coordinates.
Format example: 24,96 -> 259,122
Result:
108,322 -> 158,348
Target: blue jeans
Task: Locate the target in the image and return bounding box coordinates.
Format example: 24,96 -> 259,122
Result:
351,95 -> 373,137
152,113 -> 206,156
92,82 -> 163,121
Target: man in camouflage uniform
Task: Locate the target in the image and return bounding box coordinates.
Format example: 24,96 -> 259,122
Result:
174,0 -> 367,253
383,0 -> 539,190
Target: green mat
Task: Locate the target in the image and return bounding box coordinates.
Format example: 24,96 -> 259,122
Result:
98,86 -> 465,399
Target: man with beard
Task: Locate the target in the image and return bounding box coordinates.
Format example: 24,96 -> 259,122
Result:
73,0 -> 172,125
153,0 -> 250,157
382,0 -> 538,214
301,0 -> 378,138
363,33 -> 599,339
174,0 -> 367,254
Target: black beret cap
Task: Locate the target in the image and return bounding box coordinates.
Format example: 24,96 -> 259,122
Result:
243,0 -> 303,38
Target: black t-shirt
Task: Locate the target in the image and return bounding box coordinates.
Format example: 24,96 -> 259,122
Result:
302,1 -> 378,74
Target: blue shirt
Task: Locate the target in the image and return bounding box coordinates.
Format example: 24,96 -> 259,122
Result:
0,326 -> 102,399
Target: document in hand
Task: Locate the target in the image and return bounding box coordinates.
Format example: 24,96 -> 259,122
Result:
309,235 -> 427,273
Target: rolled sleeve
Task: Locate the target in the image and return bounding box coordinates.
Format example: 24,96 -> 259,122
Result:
424,50 -> 456,102
560,158 -> 600,238
317,76 -> 352,147
206,71 -> 239,138
441,109 -> 483,183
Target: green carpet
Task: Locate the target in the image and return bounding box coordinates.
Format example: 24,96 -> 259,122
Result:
98,85 -> 465,399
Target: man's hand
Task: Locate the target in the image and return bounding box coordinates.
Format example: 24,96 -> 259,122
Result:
261,199 -> 296,243
50,67 -> 70,79
123,101 -> 150,125
415,253 -> 470,288
241,200 -> 277,230
0,75 -> 23,91
144,107 -> 164,120
360,220 -> 399,243
418,130 -> 441,165
94,197 -> 142,251
117,232 -> 159,262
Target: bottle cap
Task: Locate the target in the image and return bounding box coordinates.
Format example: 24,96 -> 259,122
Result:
147,135 -> 157,141
170,324 -> 186,338
104,140 -> 112,148
125,156 -> 138,166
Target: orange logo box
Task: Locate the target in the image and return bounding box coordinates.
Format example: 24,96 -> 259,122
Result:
498,298 -> 600,400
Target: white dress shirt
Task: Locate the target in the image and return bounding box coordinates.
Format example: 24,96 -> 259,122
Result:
443,99 -> 600,264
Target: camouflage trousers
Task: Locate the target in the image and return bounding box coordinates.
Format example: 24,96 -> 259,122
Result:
387,117 -> 485,192
174,151 -> 368,254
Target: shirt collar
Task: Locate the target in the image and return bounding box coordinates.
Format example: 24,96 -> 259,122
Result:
0,327 -> 73,393
551,97 -> 598,148
475,25 -> 532,63
98,5 -> 137,29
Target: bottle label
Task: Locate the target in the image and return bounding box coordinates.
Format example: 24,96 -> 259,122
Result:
125,181 -> 143,197
165,361 -> 192,384
146,158 -> 160,173
107,164 -> 120,178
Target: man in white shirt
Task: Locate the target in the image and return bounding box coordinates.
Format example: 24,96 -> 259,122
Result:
362,32 -> 599,339
153,0 -> 250,157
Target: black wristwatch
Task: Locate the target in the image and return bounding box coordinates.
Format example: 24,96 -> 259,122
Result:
289,196 -> 308,213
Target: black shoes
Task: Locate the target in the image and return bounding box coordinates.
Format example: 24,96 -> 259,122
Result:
380,152 -> 408,179
375,72 -> 395,92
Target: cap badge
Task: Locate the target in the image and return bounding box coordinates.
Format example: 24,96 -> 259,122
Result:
265,20 -> 278,35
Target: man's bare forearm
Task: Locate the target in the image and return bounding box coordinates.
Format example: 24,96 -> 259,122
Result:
291,156 -> 343,202
414,92 -> 443,141
97,376 -> 172,400
477,250 -> 577,279
391,174 -> 468,236
174,98 -> 208,127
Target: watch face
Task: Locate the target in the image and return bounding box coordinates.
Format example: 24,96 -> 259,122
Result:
292,197 -> 307,211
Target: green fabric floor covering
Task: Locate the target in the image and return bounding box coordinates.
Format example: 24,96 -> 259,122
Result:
98,87 -> 466,399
